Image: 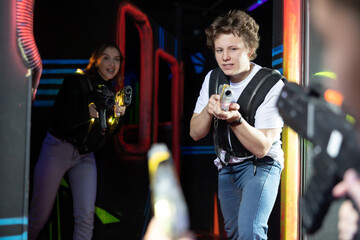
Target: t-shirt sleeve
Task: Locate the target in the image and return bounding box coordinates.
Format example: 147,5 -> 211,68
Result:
193,70 -> 212,114
254,80 -> 285,129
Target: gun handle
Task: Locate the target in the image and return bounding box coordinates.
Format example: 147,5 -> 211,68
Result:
302,153 -> 337,234
99,109 -> 107,134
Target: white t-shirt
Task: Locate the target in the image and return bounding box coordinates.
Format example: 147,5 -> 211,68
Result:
193,63 -> 285,169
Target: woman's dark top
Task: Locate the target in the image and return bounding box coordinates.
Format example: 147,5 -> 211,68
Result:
49,71 -> 119,154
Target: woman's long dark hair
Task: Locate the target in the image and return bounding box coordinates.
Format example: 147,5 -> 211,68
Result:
84,43 -> 124,85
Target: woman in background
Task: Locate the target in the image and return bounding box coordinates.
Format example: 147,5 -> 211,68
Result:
28,43 -> 126,240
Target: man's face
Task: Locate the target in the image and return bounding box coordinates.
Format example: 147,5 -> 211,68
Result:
214,33 -> 253,82
312,0 -> 360,120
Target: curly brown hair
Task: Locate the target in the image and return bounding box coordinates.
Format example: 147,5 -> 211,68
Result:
205,10 -> 260,60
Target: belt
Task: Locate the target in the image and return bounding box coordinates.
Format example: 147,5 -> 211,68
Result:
221,150 -> 255,165
220,152 -> 257,175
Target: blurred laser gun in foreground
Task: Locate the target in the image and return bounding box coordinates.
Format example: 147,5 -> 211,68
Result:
147,143 -> 189,239
116,85 -> 132,106
276,82 -> 360,234
218,84 -> 233,111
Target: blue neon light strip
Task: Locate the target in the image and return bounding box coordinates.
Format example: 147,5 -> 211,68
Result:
33,59 -> 89,108
0,217 -> 27,226
248,0 -> 269,11
195,52 -> 205,61
272,45 -> 283,56
32,100 -> 55,107
35,89 -> 60,96
0,217 -> 28,240
190,52 -> 205,74
0,232 -> 27,240
272,58 -> 283,67
181,146 -> 215,155
182,150 -> 215,155
159,27 -> 165,49
141,193 -> 151,239
181,146 -> 213,150
42,59 -> 89,65
42,69 -> 78,74
194,66 -> 204,74
162,27 -> 165,49
175,38 -> 178,59
191,55 -> 203,65
40,78 -> 64,85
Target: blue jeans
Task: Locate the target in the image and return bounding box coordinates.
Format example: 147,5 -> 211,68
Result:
28,132 -> 97,240
218,156 -> 282,240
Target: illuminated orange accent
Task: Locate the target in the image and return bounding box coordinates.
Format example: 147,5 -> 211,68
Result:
324,89 -> 344,106
213,193 -> 220,236
281,0 -> 301,239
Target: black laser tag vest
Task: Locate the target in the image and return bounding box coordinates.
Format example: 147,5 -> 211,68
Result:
209,67 -> 286,158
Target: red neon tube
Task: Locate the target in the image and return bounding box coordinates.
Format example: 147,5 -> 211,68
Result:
154,49 -> 181,174
115,2 -> 153,155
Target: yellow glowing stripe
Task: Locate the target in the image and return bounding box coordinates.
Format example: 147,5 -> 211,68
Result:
346,114 -> 356,124
280,127 -> 299,239
313,71 -> 337,80
281,0 -> 301,239
148,151 -> 170,178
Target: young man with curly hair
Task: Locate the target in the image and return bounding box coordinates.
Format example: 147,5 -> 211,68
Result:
190,10 -> 284,239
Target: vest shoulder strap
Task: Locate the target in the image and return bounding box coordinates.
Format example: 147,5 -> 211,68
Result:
209,67 -> 230,96
210,67 -> 286,158
209,67 -> 285,125
238,67 -> 285,126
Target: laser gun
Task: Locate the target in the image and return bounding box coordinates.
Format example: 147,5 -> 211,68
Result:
116,85 -> 132,107
218,84 -> 233,111
147,143 -> 190,239
276,81 -> 360,235
93,84 -> 115,134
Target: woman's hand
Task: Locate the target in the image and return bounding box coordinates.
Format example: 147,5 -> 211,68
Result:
114,104 -> 126,117
89,103 -> 99,118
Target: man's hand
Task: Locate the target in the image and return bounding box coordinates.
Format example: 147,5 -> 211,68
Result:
337,200 -> 359,240
333,169 -> 360,240
206,94 -> 221,116
213,101 -> 241,123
